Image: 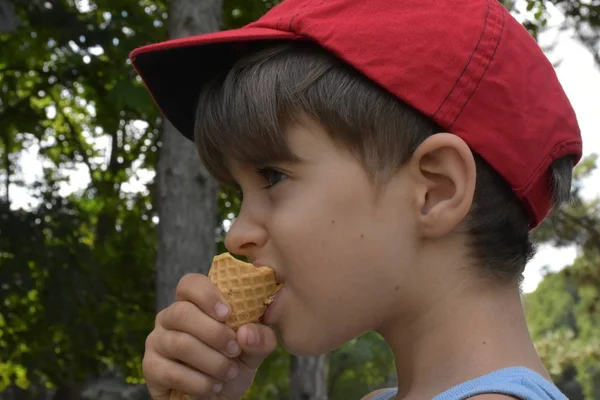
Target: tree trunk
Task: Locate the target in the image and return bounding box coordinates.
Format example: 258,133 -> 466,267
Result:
2,134 -> 11,203
290,354 -> 329,400
155,0 -> 221,312
0,0 -> 19,33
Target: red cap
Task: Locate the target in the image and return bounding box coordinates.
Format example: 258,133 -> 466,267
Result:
129,0 -> 582,229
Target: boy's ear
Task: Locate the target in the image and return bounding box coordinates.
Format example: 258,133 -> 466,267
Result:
408,133 -> 476,238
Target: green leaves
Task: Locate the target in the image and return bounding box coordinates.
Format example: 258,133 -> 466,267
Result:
0,0 -> 165,392
526,154 -> 600,398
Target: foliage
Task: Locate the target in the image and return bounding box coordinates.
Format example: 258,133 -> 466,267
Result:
0,0 -> 166,394
525,155 -> 600,399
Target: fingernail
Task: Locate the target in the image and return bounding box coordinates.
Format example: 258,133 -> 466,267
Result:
227,365 -> 238,380
213,383 -> 223,393
226,339 -> 240,356
247,328 -> 258,346
215,303 -> 230,319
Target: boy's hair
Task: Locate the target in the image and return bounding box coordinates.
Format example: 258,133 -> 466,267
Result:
194,41 -> 575,281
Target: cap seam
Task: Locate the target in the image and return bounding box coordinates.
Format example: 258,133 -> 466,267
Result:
448,1 -> 505,128
442,2 -> 501,123
433,0 -> 491,120
275,0 -> 304,30
287,0 -> 317,32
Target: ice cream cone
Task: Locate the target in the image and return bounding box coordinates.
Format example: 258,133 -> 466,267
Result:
169,253 -> 282,400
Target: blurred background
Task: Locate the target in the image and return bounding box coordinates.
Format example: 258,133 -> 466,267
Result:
0,0 -> 599,399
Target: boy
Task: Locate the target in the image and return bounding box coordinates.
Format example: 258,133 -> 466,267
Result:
130,0 -> 583,399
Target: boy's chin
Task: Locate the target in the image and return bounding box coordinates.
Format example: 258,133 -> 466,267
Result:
277,328 -> 343,356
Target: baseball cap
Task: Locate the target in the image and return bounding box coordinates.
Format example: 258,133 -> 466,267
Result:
129,0 -> 582,229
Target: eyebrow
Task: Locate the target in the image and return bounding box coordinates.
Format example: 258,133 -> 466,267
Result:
234,149 -> 304,169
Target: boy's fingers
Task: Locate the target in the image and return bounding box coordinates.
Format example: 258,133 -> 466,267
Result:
236,324 -> 278,370
143,353 -> 222,399
155,330 -> 240,383
156,301 -> 239,358
174,273 -> 231,322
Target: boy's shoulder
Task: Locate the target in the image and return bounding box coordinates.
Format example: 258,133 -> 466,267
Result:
362,390 -> 521,400
362,367 -> 567,400
361,388 -> 393,400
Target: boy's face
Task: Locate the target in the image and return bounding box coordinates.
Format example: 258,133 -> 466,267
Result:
223,117 -> 425,355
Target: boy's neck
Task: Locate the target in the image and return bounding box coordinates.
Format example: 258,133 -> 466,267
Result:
378,276 -> 550,400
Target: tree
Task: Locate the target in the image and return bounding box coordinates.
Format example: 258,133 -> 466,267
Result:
154,0 -> 221,312
0,0 -> 166,397
526,155 -> 600,399
0,0 -> 19,33
289,355 -> 328,400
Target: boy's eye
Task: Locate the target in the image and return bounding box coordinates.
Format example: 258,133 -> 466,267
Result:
256,167 -> 287,189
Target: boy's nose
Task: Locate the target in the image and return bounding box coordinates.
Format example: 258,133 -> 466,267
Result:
224,213 -> 268,258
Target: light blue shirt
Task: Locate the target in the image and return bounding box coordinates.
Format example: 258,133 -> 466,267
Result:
371,367 -> 568,400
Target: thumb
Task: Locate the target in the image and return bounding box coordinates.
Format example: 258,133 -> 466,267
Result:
236,323 -> 278,370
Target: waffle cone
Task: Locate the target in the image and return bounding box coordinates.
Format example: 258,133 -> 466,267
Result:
209,252 -> 282,330
169,253 -> 282,400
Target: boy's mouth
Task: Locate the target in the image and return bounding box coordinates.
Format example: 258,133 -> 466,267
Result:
252,260 -> 285,284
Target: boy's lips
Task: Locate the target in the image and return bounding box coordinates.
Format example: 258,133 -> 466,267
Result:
252,260 -> 285,284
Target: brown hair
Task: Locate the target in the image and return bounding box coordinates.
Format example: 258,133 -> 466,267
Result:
194,41 -> 574,281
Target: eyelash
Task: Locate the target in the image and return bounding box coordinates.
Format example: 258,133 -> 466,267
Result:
256,167 -> 287,189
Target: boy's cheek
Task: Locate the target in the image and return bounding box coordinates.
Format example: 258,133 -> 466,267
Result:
269,198 -> 338,251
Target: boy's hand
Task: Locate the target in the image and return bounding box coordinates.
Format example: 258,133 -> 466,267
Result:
142,273 -> 278,400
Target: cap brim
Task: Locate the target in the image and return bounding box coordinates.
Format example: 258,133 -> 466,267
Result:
130,27 -> 300,141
